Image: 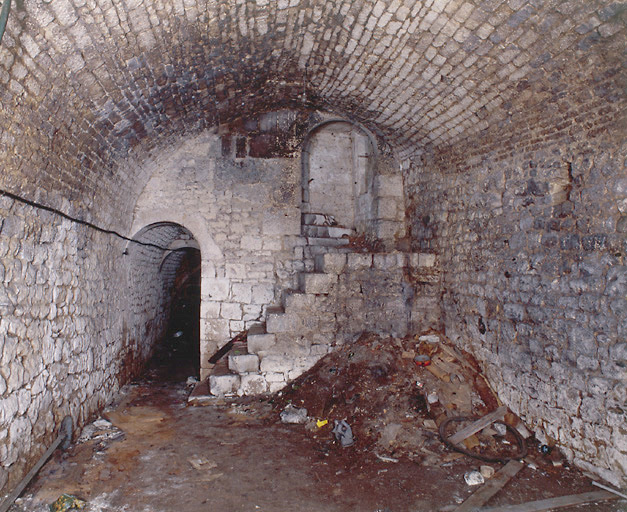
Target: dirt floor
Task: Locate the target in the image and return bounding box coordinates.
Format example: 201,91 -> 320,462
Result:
8,333 -> 627,512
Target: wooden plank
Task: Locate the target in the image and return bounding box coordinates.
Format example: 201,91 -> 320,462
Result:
433,355 -> 464,375
455,460 -> 525,512
448,406 -> 508,445
426,363 -> 450,382
480,490 -> 618,512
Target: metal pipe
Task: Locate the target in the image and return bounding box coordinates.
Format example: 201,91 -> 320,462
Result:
0,0 -> 12,46
0,416 -> 73,512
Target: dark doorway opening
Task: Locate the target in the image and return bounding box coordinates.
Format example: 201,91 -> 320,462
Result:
146,247 -> 201,383
128,222 -> 202,385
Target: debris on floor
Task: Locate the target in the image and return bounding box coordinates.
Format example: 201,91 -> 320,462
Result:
463,470 -> 484,486
77,418 -> 124,445
15,350 -> 625,512
48,494 -> 86,512
273,331 -> 526,465
331,420 -> 354,447
280,404 -> 308,424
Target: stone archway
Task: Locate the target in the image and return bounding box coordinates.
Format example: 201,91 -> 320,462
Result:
126,222 -> 201,379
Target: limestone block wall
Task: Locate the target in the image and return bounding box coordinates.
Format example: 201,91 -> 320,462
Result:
405,111 -> 627,484
330,252 -> 441,342
272,251 -> 441,356
131,119 -> 306,380
0,197 -> 137,493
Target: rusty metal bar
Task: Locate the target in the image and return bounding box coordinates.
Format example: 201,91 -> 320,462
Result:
0,416 -> 73,512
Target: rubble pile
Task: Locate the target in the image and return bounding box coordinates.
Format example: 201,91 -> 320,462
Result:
274,331 -> 528,464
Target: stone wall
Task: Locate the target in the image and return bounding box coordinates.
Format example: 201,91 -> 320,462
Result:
0,196 -> 139,493
130,111 -> 406,379
131,117 -> 304,380
405,108 -> 627,484
211,250 -> 442,396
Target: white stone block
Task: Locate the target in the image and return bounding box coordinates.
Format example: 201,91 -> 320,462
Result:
209,375 -> 240,396
418,253 -> 436,267
285,292 -> 315,310
321,253 -> 347,274
262,208 -> 300,235
228,354 -> 259,373
203,278 -> 230,301
375,220 -> 403,239
302,273 -> 337,294
201,301 -> 221,319
229,320 -> 245,333
231,282 -> 252,304
347,253 -> 373,269
239,375 -> 268,395
242,304 -> 262,321
373,253 -> 402,269
252,284 -> 275,305
377,199 -> 401,219
203,318 -> 230,341
265,372 -> 286,383
295,356 -> 321,372
266,313 -> 302,333
376,175 -> 403,197
310,344 -> 330,356
288,368 -> 306,380
268,381 -> 286,393
247,333 -> 276,353
262,238 -> 283,251
220,302 -> 242,320
226,263 -> 248,279
260,355 -> 294,373
240,235 -> 263,251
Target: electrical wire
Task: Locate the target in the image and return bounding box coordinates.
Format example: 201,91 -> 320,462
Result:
0,0 -> 11,46
0,187 -> 194,253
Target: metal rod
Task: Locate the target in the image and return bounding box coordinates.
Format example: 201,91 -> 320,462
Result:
0,0 -> 12,46
0,416 -> 72,512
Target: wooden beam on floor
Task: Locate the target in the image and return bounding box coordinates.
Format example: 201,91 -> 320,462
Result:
448,406 -> 508,445
479,490 -> 619,511
454,460 -> 525,512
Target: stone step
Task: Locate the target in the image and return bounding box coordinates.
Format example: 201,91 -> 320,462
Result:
265,305 -> 284,316
228,353 -> 260,373
284,290 -> 315,310
247,330 -> 277,354
266,312 -> 303,333
301,225 -> 354,238
305,236 -> 350,247
314,253 -> 347,273
299,272 -> 338,295
209,374 -> 240,396
302,213 -> 339,226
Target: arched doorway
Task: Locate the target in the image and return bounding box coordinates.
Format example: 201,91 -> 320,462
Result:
302,120 -> 377,233
126,222 -> 201,382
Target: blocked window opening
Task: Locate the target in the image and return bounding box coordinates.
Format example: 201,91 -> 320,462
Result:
302,120 -> 377,233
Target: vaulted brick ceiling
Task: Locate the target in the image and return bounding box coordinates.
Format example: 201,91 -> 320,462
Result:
0,0 -> 625,222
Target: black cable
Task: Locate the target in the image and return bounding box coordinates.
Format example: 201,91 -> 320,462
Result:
0,187 -> 194,253
439,416 -> 528,463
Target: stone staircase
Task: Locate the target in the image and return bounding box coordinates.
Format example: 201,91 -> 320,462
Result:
208,213 -> 354,397
205,213 -> 441,398
298,213 -> 354,272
